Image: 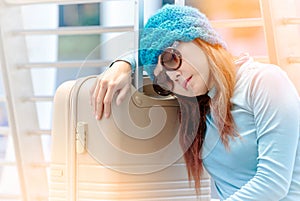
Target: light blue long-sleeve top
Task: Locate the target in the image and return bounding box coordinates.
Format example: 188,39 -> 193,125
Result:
119,53 -> 300,200
203,54 -> 300,200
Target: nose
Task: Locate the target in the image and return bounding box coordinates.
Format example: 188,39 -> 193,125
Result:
153,64 -> 163,77
166,70 -> 181,81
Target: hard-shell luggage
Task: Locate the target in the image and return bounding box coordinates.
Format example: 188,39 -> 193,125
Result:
49,74 -> 211,200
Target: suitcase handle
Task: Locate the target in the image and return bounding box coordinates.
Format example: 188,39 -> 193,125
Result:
130,77 -> 178,108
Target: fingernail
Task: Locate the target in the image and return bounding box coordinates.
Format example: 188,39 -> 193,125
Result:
95,115 -> 99,120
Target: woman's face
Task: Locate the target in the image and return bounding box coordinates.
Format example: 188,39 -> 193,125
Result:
154,41 -> 212,97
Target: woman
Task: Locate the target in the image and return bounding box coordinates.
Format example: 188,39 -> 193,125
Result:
90,4 -> 300,200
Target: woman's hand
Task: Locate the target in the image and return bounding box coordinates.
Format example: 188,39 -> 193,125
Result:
90,61 -> 132,120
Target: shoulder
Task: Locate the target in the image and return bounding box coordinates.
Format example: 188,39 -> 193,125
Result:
237,58 -> 286,83
233,55 -> 299,108
235,56 -> 293,93
244,62 -> 293,95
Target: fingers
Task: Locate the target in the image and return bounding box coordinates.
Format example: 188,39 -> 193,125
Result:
102,81 -> 116,119
116,84 -> 130,106
90,61 -> 132,120
91,78 -> 119,120
94,80 -> 107,120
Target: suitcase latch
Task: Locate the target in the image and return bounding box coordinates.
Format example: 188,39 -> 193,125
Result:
76,122 -> 88,154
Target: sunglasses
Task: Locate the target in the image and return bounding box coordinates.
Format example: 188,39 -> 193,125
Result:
153,75 -> 174,96
153,42 -> 183,96
160,41 -> 182,71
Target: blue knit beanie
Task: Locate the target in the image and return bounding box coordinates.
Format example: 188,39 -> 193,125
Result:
139,4 -> 227,79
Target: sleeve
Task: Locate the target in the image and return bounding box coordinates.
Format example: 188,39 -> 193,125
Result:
110,53 -> 137,72
225,65 -> 300,200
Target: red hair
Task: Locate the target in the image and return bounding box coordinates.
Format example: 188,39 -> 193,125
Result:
153,38 -> 237,193
178,39 -> 237,193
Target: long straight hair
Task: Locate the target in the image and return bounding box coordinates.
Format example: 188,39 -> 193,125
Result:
195,38 -> 238,146
178,38 -> 237,193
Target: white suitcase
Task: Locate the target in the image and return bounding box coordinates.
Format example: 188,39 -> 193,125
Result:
49,75 -> 211,201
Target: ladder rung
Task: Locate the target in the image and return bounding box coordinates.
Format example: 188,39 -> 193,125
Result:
17,60 -> 111,69
5,0 -> 122,6
288,57 -> 300,64
211,18 -> 263,28
0,194 -> 20,200
253,56 -> 300,64
0,193 -> 47,201
0,160 -> 50,167
0,96 -> 6,102
253,56 -> 269,63
283,17 -> 300,25
21,96 -> 53,102
27,129 -> 51,135
0,162 -> 49,173
13,26 -> 134,36
0,160 -> 16,166
30,162 -> 50,168
0,193 -> 48,201
0,126 -> 10,135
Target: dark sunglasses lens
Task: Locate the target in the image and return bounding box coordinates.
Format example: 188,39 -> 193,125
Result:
153,84 -> 172,96
153,76 -> 172,96
161,48 -> 181,70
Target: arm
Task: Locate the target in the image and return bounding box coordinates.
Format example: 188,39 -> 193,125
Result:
90,55 -> 135,120
226,65 -> 300,200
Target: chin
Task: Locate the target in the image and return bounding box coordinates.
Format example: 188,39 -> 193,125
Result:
174,90 -> 199,97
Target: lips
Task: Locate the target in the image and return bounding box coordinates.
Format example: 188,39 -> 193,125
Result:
183,76 -> 192,90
